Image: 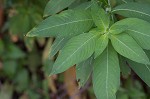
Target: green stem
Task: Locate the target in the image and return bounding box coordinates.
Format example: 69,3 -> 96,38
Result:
107,0 -> 111,7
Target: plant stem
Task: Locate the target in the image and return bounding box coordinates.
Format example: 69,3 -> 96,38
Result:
108,0 -> 111,7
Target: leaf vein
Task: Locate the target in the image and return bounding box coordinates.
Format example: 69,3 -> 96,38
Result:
54,34 -> 96,72
112,35 -> 140,57
35,19 -> 93,33
112,9 -> 150,17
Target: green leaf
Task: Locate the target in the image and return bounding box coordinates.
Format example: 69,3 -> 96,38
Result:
128,88 -> 146,99
116,0 -> 134,5
110,18 -> 150,50
117,93 -> 128,99
127,19 -> 150,50
110,33 -> 149,64
69,0 -> 88,9
43,60 -> 54,76
51,33 -> 97,75
112,2 -> 150,22
109,19 -> 129,35
15,69 -> 29,91
5,44 -> 26,59
127,50 -> 150,87
92,44 -> 120,99
24,37 -> 35,51
91,0 -> 110,31
128,60 -> 150,87
110,18 -> 149,34
135,0 -> 150,3
27,10 -> 93,37
98,0 -> 109,5
73,1 -> 93,10
49,37 -> 69,58
3,60 -> 18,79
27,90 -> 41,99
10,14 -> 31,35
117,89 -> 129,99
94,34 -> 108,58
44,0 -> 76,17
119,55 -> 131,78
76,56 -> 93,87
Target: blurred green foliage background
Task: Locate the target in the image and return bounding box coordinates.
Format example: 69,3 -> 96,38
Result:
0,0 -> 150,99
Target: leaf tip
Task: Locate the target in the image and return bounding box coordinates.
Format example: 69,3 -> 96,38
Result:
49,66 -> 57,76
49,73 -> 53,77
49,71 -> 55,76
26,28 -> 37,37
26,32 -> 34,37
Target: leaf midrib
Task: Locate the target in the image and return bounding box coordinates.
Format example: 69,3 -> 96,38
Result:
85,2 -> 93,10
112,9 -> 150,17
101,36 -> 107,49
34,19 -> 93,33
122,0 -> 127,3
85,1 -> 99,10
128,29 -> 150,37
112,35 -> 140,57
53,34 -> 96,73
96,35 -> 107,56
145,65 -> 150,73
95,10 -> 107,30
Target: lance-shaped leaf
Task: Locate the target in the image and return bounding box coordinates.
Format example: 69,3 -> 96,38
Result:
93,44 -> 120,99
128,60 -> 150,87
112,3 -> 150,22
27,10 -> 93,37
49,37 -> 69,58
110,18 -> 150,50
91,0 -> 110,31
119,55 -> 131,78
50,33 -> 97,75
110,33 -> 149,64
76,56 -> 93,87
94,34 -> 109,58
44,0 -> 76,17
